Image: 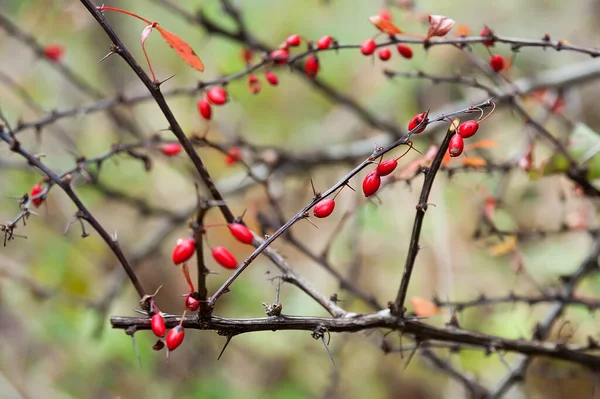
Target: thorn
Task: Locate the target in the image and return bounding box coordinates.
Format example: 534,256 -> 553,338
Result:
217,335 -> 233,360
321,335 -> 336,368
310,178 -> 319,198
157,74 -> 177,87
130,332 -> 142,368
304,217 -> 319,229
403,341 -> 421,370
97,50 -> 116,64
344,182 -> 356,192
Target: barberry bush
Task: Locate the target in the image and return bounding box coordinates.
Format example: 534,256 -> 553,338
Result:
1,1 -> 600,398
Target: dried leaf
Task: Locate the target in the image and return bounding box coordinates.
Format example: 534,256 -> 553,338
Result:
409,297 -> 441,317
460,156 -> 487,167
369,15 -> 403,35
156,26 -> 204,72
466,139 -> 499,150
489,235 -> 517,257
427,15 -> 455,38
399,145 -> 438,178
455,24 -> 471,37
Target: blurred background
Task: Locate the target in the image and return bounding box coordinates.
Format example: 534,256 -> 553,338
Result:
1,0 -> 600,398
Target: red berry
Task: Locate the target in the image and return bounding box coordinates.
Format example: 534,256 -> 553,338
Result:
397,44 -> 413,59
458,120 -> 479,138
212,246 -> 238,269
408,112 -> 428,134
248,74 -> 261,94
197,98 -> 212,120
305,55 -> 320,78
270,48 -> 289,65
151,314 -> 166,337
313,198 -> 335,218
185,294 -> 200,311
376,159 -> 398,176
161,143 -> 182,156
172,238 -> 196,264
449,134 -> 464,157
379,9 -> 393,22
317,35 -> 332,50
481,28 -> 494,47
166,325 -> 185,351
489,55 -> 504,72
265,71 -> 279,86
362,171 -> 381,197
30,184 -> 44,208
43,44 -> 64,62
207,87 -> 228,105
241,47 -> 253,64
378,48 -> 392,61
228,223 -> 254,244
360,38 -> 376,56
286,34 -> 301,47
225,147 -> 242,165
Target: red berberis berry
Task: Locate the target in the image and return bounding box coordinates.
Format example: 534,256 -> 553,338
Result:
166,325 -> 185,351
458,120 -> 479,138
197,98 -> 212,120
397,44 -> 413,59
362,171 -> 381,197
30,184 -> 44,207
305,55 -> 320,78
376,159 -> 398,176
270,48 -> 289,65
449,134 -> 464,157
360,38 -> 376,55
248,75 -> 261,94
408,112 -> 428,134
317,35 -> 332,50
265,71 -> 279,86
161,143 -> 182,156
206,87 -> 228,105
225,146 -> 242,165
43,44 -> 64,62
481,27 -> 494,47
489,55 -> 504,72
286,34 -> 301,47
228,223 -> 254,244
212,246 -> 238,269
313,198 -> 335,218
172,238 -> 196,264
185,294 -> 200,311
151,313 -> 166,337
378,48 -> 391,61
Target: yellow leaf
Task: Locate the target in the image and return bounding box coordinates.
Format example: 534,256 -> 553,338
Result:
409,297 -> 441,317
489,235 -> 518,256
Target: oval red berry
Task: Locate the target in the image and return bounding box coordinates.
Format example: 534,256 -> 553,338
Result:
313,198 -> 335,218
172,238 -> 196,264
376,159 -> 398,176
397,44 -> 413,59
481,28 -> 494,47
378,48 -> 391,61
458,120 -> 479,138
286,34 -> 301,47
166,325 -> 185,351
408,112 -> 427,134
151,314 -> 166,337
225,147 -> 242,165
197,98 -> 212,120
270,48 -> 289,65
489,55 -> 504,72
207,87 -> 228,105
449,134 -> 464,157
362,171 -> 381,197
43,44 -> 64,62
305,55 -> 320,78
228,223 -> 254,244
360,38 -> 376,56
30,184 -> 44,208
265,71 -> 278,86
161,143 -> 182,156
185,294 -> 200,311
317,36 -> 332,50
212,246 -> 238,269
248,74 -> 261,94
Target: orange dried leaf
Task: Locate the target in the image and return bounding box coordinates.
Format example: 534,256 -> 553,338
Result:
460,156 -> 487,167
155,26 -> 204,72
369,15 -> 403,35
455,24 -> 471,37
465,139 -> 499,150
410,297 -> 441,317
489,235 -> 517,257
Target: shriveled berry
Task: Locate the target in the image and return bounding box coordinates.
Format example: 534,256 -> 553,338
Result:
228,223 -> 254,244
166,325 -> 185,351
225,147 -> 242,165
286,34 -> 301,47
172,238 -> 196,264
378,48 -> 391,61
241,47 -> 253,64
313,198 -> 335,218
360,38 -> 377,55
185,294 -> 200,311
270,48 -> 289,65
43,44 -> 64,62
30,184 -> 44,208
197,98 -> 212,120
305,55 -> 320,78
248,74 -> 261,94
212,246 -> 238,269
362,171 -> 381,197
207,87 -> 228,105
489,55 -> 504,72
151,314 -> 166,337
317,35 -> 332,50
265,71 -> 279,86
161,143 -> 182,156
449,134 -> 464,157
408,112 -> 428,134
397,44 -> 413,59
480,27 -> 494,47
458,120 -> 479,138
376,159 -> 398,176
